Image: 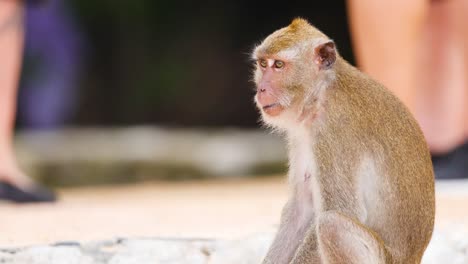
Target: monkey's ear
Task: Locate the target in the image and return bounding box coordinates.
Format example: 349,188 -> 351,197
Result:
314,40 -> 336,70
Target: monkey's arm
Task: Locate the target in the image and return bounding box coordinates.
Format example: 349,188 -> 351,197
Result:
262,199 -> 314,264
290,171 -> 390,264
289,211 -> 388,264
288,224 -> 321,264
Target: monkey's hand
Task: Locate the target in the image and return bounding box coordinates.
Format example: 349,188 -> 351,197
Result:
289,225 -> 320,264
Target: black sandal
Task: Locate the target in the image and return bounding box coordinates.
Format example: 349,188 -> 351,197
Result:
0,180 -> 57,203
432,141 -> 468,179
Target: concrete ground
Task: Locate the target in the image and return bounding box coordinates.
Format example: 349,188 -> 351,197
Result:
1,177 -> 467,248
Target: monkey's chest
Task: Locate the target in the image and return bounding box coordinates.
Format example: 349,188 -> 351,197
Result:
288,143 -> 322,213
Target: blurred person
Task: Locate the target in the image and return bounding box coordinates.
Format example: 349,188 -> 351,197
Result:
347,0 -> 468,179
19,0 -> 82,128
0,0 -> 55,202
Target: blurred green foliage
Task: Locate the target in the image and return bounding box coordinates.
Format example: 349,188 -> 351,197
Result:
66,0 -> 353,127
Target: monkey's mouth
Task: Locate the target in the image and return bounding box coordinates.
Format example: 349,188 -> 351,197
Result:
263,103 -> 279,110
262,103 -> 283,116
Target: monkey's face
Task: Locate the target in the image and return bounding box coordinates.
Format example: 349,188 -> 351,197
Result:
252,48 -> 335,130
252,51 -> 314,128
252,18 -> 337,130
253,56 -> 292,117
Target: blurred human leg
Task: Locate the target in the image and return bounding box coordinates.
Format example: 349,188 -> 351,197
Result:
414,0 -> 467,154
348,0 -> 467,178
427,0 -> 468,178
346,0 -> 429,114
453,0 -> 468,142
0,1 -> 55,201
0,1 -> 30,187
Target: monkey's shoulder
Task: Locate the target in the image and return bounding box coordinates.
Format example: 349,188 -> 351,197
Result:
335,61 -> 416,124
328,61 -> 427,152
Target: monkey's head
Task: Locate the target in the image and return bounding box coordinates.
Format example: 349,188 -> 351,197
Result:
252,18 -> 337,131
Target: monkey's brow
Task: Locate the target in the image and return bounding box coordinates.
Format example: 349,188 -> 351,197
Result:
253,49 -> 299,61
251,54 -> 273,62
249,56 -> 259,62
276,48 -> 299,60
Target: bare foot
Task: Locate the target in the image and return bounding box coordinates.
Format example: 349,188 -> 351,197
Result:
0,152 -> 56,203
0,154 -> 35,189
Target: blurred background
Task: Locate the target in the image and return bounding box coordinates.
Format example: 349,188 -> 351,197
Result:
12,0 -> 355,185
1,0 -> 467,258
0,0 -> 357,246
17,1 -> 354,129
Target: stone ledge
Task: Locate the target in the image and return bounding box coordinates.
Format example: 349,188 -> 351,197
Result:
15,127 -> 287,187
0,234 -> 272,264
1,229 -> 467,264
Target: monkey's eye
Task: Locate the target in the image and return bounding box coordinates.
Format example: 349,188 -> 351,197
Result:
274,60 -> 285,69
258,59 -> 268,68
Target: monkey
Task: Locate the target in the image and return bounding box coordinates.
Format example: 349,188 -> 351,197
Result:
252,18 -> 435,264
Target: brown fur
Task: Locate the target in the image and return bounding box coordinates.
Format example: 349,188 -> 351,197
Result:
254,18 -> 435,264
256,18 -> 327,55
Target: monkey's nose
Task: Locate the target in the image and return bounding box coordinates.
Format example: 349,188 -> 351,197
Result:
259,87 -> 266,93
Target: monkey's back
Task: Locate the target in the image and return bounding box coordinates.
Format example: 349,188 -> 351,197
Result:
317,59 -> 435,263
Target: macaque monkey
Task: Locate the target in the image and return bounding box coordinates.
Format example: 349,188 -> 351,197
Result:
252,18 -> 435,264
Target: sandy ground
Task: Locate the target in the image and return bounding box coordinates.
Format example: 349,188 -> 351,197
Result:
0,177 -> 467,248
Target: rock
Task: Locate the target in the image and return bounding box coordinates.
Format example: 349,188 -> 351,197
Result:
208,233 -> 272,264
1,230 -> 467,264
7,245 -> 94,264
108,238 -> 213,264
423,227 -> 468,264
